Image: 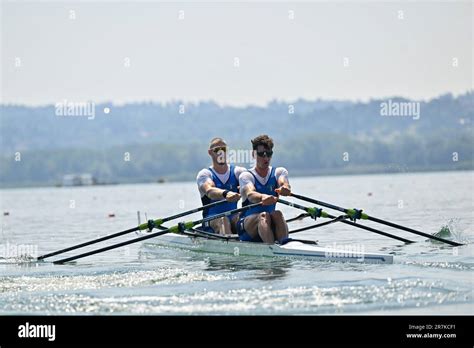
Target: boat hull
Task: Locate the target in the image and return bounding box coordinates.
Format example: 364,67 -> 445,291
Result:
144,233 -> 394,264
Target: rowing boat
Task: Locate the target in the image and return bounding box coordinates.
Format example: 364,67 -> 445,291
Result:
43,194 -> 460,265
143,233 -> 394,264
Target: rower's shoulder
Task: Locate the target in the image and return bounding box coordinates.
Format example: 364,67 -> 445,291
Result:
196,167 -> 212,179
274,167 -> 289,176
238,170 -> 254,182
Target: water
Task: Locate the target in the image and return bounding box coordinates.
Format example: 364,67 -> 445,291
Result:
0,171 -> 473,315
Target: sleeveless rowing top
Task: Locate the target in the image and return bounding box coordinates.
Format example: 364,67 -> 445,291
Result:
201,164 -> 239,218
241,167 -> 278,218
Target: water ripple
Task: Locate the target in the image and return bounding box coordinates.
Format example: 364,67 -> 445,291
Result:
1,278 -> 470,315
0,268 -> 232,294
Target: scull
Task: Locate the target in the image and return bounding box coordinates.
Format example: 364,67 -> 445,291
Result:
143,232 -> 394,264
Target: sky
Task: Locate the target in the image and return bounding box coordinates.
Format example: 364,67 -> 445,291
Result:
1,0 -> 472,107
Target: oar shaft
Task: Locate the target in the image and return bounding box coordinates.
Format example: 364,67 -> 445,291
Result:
336,217 -> 413,243
54,229 -> 173,264
309,211 -> 413,244
286,213 -> 310,223
281,197 -> 414,244
289,216 -> 345,234
37,226 -> 138,260
38,200 -> 230,260
292,192 -> 462,246
278,199 -> 329,218
291,193 -> 346,214
160,199 -> 228,224
279,199 -> 308,212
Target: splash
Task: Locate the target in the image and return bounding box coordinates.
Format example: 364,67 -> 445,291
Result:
0,254 -> 37,264
431,218 -> 471,244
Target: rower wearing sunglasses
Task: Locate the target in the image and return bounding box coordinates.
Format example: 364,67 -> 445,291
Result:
237,134 -> 291,243
196,138 -> 245,235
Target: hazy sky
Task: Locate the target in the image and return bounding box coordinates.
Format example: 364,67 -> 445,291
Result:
1,0 -> 472,106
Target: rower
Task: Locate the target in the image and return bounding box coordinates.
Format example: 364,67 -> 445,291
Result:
237,134 -> 291,243
196,138 -> 246,235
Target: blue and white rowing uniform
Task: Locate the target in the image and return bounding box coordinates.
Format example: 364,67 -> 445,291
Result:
196,165 -> 246,233
237,166 -> 289,242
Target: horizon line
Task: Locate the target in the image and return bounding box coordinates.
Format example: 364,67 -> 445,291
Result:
0,89 -> 472,109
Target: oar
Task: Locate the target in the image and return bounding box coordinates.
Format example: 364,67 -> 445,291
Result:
278,199 -> 414,244
187,227 -> 239,240
291,193 -> 463,247
52,202 -> 262,264
37,199 -> 230,260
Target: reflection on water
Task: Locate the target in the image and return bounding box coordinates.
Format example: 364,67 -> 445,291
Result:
201,255 -> 291,281
139,242 -> 292,280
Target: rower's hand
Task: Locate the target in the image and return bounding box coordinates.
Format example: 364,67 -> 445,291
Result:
261,194 -> 278,206
275,186 -> 291,196
225,192 -> 241,202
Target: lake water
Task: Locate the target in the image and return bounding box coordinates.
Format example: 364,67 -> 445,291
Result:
0,171 -> 473,315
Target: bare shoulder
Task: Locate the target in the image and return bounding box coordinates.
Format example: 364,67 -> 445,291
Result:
275,167 -> 289,176
239,170 -> 255,184
196,168 -> 213,181
197,168 -> 212,176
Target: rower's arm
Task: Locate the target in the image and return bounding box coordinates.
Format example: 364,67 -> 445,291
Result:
243,182 -> 263,203
275,169 -> 291,196
245,183 -> 278,206
277,175 -> 290,190
202,180 -> 240,202
202,180 -> 226,200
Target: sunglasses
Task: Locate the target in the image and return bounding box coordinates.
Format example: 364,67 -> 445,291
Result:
256,150 -> 273,158
212,147 -> 227,153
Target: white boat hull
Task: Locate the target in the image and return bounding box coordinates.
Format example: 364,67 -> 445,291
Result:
144,233 -> 394,264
